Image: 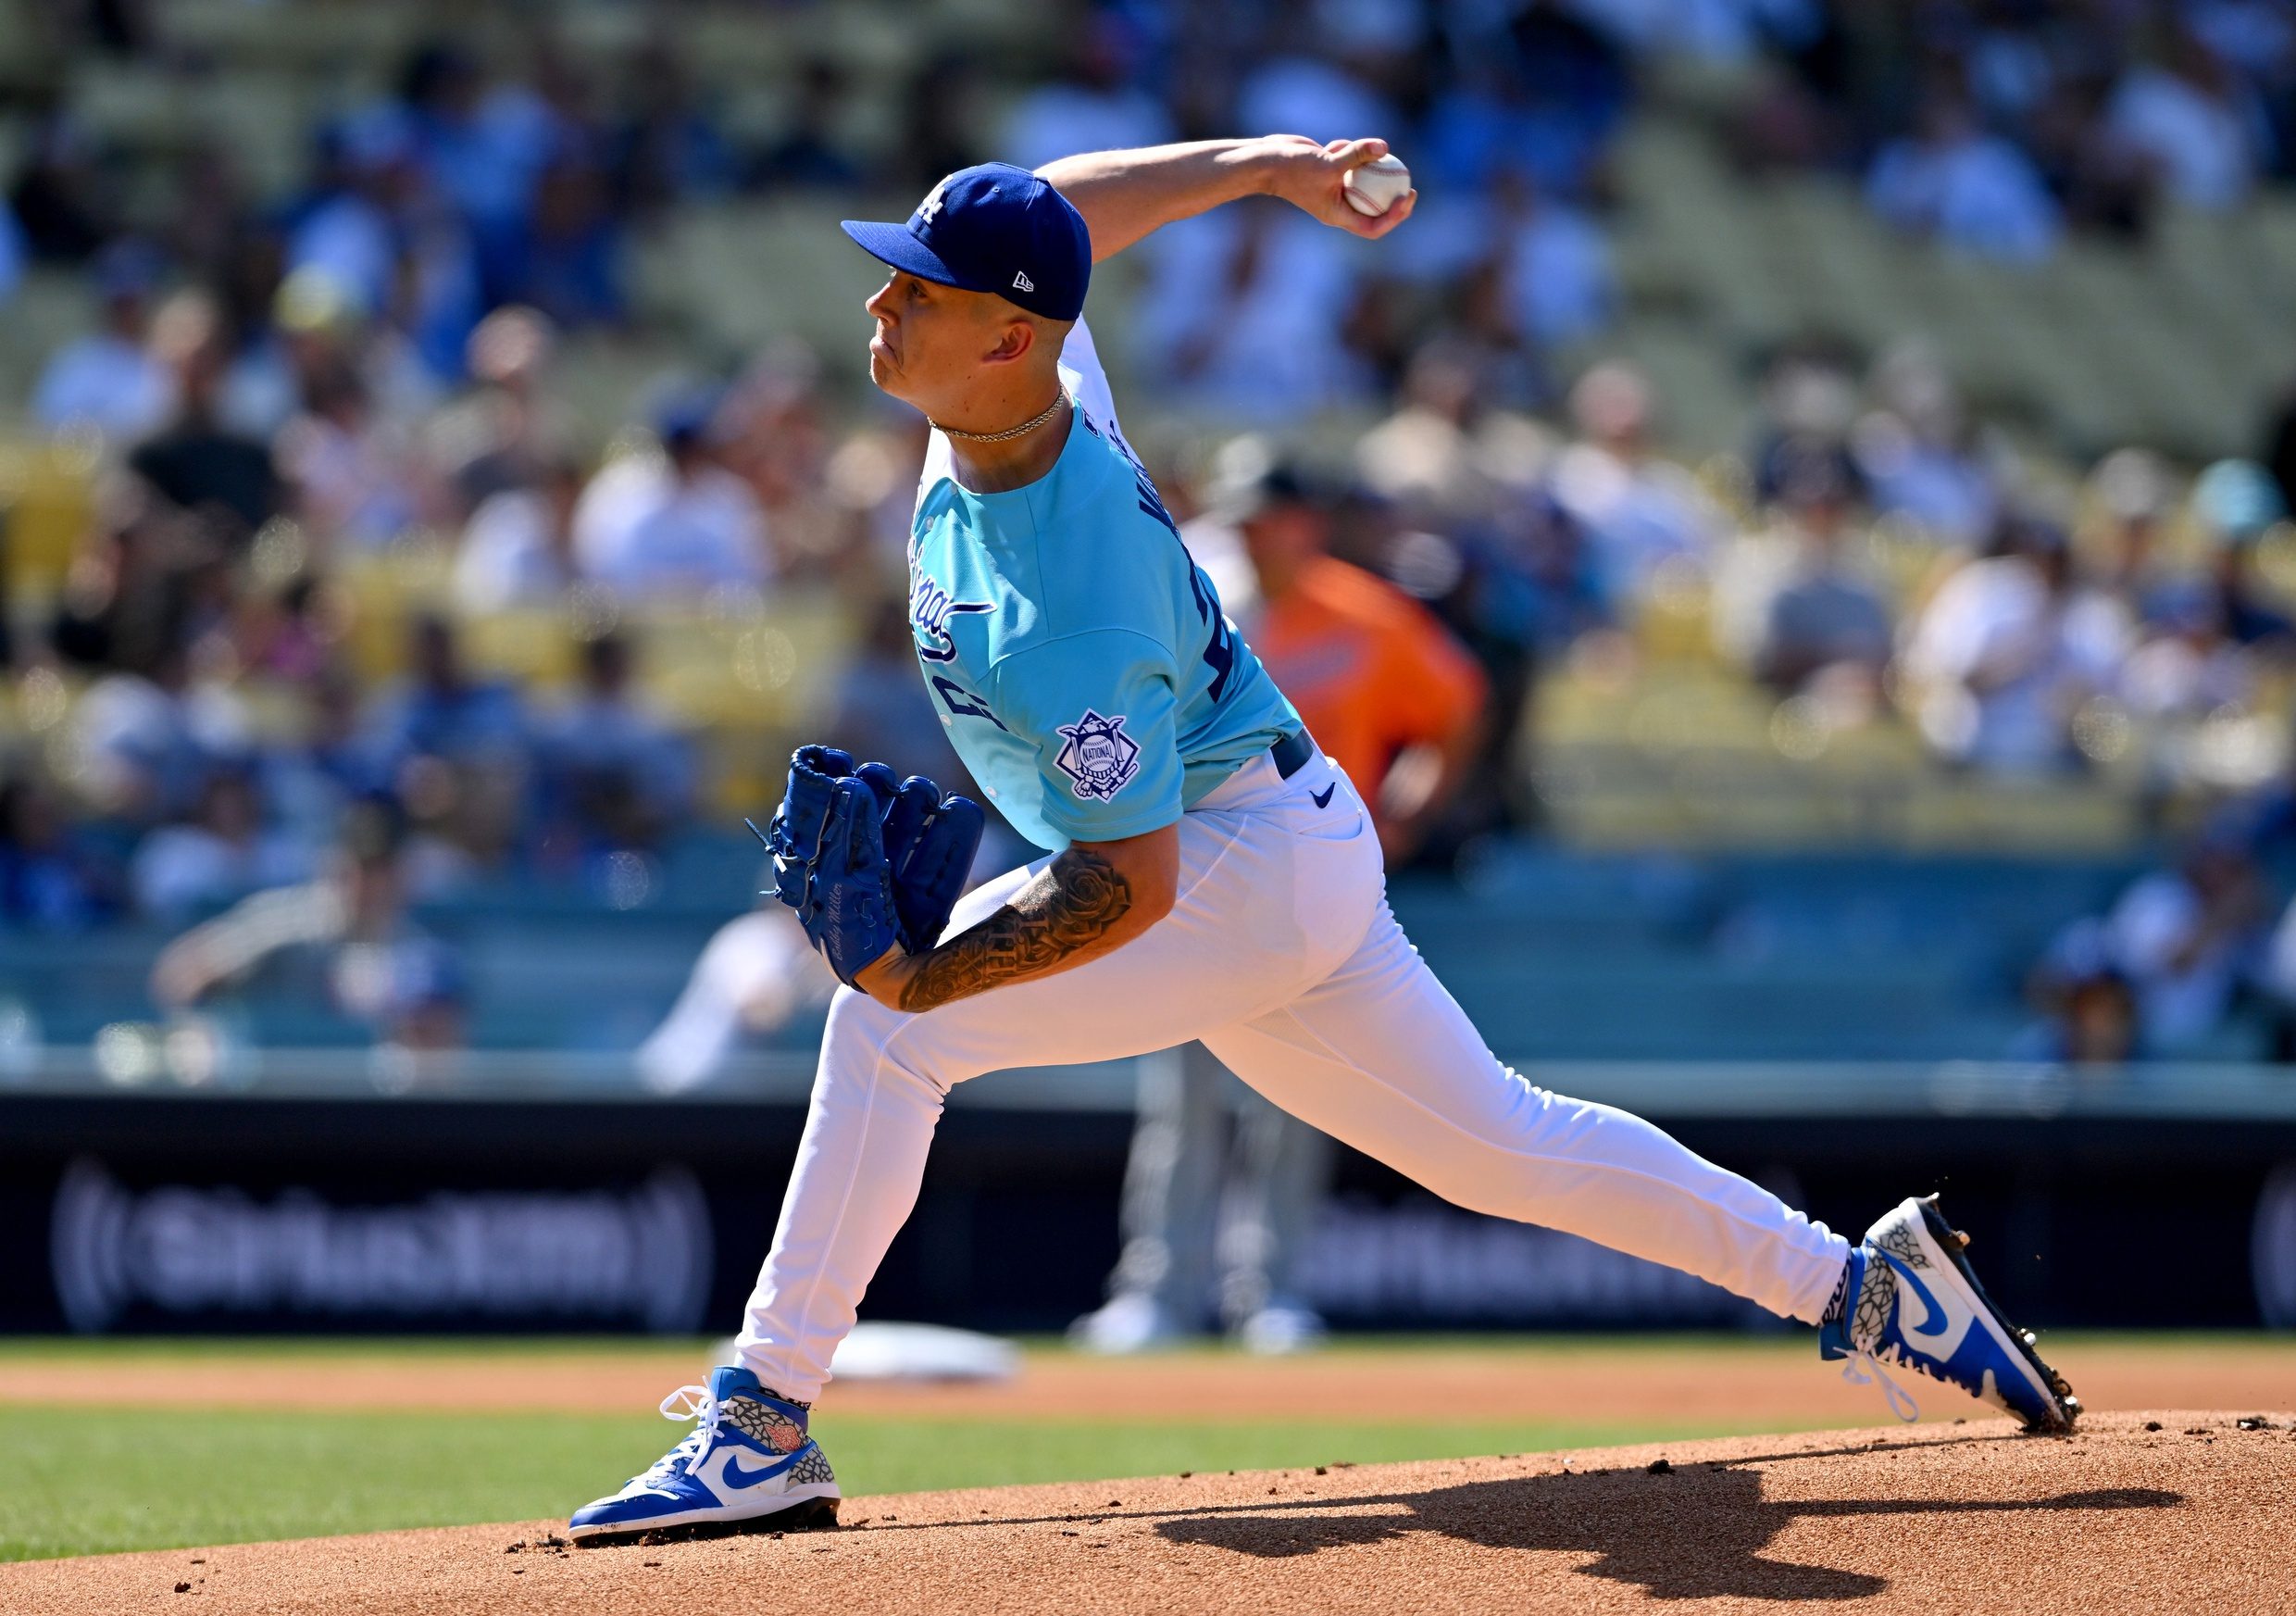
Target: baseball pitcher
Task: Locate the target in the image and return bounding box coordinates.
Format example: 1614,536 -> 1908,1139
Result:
568,137 -> 2078,1545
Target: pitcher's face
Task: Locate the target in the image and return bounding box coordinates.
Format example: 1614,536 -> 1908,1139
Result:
864,270 -> 1018,417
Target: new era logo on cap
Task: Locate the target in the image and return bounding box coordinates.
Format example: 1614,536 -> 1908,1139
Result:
1013,271 -> 1034,293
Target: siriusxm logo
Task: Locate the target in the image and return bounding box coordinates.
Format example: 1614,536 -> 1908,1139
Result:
908,573 -> 992,664
48,1159 -> 713,1332
1294,1197 -> 1758,1324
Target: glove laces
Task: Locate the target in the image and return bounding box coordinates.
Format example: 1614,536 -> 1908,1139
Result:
648,1383 -> 727,1479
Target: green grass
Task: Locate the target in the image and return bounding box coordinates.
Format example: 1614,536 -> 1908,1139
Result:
0,1404 -> 1740,1564
6,1333 -> 2283,1563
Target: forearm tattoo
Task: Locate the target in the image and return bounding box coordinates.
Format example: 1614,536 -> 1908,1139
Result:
897,846 -> 1134,1012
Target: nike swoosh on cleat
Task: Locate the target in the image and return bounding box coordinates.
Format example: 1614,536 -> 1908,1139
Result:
718,1450 -> 802,1490
1878,1250 -> 1957,1344
1311,784 -> 1337,808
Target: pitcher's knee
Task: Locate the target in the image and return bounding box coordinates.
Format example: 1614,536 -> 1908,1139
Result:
817,984 -> 960,1097
822,984 -> 907,1062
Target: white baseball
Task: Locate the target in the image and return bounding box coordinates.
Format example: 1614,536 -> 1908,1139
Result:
1342,154 -> 1411,217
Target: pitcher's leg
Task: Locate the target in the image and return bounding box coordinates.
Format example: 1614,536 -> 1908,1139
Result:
734,986 -> 953,1399
738,804 -> 1348,1401
1202,902 -> 1851,1323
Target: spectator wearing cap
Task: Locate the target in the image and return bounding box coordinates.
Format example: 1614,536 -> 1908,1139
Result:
32,239 -> 173,442
2115,574 -> 2256,783
1237,40 -> 1400,152
753,58 -> 865,191
1211,444 -> 1489,863
572,385 -> 771,598
288,110 -> 423,324
615,40 -> 743,207
502,157 -> 629,331
395,42 -> 568,279
288,105 -> 482,380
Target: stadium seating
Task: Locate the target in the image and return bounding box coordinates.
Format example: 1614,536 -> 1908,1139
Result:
0,836 -> 2152,1065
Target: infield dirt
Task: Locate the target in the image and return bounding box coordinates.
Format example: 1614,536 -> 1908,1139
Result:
6,1410 -> 2288,1614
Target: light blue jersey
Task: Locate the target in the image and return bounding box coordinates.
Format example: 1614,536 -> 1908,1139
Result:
905,322 -> 1298,850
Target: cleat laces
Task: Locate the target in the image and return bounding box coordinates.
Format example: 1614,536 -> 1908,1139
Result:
642,1384 -> 728,1482
1838,1347 -> 1921,1422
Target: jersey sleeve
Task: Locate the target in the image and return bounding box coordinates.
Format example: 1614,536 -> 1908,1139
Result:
990,629 -> 1184,845
1056,319 -> 1127,448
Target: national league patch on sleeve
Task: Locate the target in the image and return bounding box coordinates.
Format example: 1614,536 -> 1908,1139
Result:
1054,709 -> 1142,801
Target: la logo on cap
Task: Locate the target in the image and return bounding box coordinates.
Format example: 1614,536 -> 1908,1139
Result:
917,176 -> 951,223
1013,270 -> 1034,293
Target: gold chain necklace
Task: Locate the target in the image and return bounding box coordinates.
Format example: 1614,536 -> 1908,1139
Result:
929,392 -> 1069,444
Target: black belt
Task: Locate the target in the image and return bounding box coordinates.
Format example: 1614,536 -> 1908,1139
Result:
1269,728 -> 1314,780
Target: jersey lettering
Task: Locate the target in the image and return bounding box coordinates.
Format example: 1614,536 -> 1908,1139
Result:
1187,564 -> 1235,702
931,674 -> 1008,731
1086,410 -> 1234,703
910,574 -> 992,664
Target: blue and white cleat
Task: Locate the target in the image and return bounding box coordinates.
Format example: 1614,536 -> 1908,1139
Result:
1820,1195 -> 2079,1433
568,1366 -> 840,1545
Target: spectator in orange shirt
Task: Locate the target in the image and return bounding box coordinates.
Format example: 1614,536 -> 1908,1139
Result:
1072,447 -> 1490,1356
1228,457 -> 1488,863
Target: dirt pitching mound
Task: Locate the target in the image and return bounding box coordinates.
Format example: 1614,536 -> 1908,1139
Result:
6,1411 -> 2288,1614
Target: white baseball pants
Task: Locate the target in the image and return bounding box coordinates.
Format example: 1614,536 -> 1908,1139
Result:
737,748 -> 1851,1400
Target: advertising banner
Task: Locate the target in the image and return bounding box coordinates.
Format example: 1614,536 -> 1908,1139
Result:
2,1091 -> 2290,1334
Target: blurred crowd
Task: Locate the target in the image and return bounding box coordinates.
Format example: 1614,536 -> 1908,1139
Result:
1736,2 -> 2296,260
3,3 -> 2296,1065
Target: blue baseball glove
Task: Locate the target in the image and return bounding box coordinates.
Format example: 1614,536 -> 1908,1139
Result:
762,745 -> 853,910
853,762 -> 986,956
754,746 -> 985,983
755,746 -> 902,986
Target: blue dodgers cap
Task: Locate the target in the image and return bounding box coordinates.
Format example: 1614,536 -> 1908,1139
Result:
842,163 -> 1092,321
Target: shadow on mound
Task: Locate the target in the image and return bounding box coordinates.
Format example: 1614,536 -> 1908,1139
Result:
1152,1446 -> 2180,1602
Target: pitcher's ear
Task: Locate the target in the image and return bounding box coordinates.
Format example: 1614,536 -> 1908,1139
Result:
983,318 -> 1037,366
